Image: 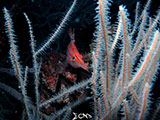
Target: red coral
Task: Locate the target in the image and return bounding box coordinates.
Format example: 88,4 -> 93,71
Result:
63,71 -> 77,83
41,52 -> 77,92
40,52 -> 91,114
46,74 -> 59,91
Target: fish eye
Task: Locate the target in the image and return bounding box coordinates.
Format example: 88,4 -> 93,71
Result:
72,57 -> 75,61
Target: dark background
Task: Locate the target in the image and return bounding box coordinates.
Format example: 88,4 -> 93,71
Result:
0,0 -> 159,119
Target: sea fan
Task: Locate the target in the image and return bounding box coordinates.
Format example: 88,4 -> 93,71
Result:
1,0 -> 160,120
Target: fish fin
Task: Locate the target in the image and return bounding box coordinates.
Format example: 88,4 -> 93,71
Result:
79,54 -> 82,59
68,28 -> 75,42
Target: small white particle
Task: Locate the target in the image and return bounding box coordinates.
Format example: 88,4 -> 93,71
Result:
75,18 -> 80,23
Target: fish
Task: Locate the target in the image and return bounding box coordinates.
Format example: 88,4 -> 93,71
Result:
66,29 -> 88,71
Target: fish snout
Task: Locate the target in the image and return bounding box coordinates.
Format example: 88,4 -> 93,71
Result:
81,63 -> 89,72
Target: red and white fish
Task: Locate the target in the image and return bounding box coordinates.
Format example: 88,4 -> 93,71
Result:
66,29 -> 88,71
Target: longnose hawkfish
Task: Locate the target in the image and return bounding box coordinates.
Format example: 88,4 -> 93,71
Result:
66,29 -> 88,71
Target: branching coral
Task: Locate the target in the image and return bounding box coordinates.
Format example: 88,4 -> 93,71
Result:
92,0 -> 160,119
0,0 -> 160,120
3,0 -> 79,119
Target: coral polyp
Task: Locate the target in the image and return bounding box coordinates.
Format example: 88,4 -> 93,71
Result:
0,0 -> 160,120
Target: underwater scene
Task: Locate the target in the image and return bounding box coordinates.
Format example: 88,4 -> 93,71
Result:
0,0 -> 160,120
